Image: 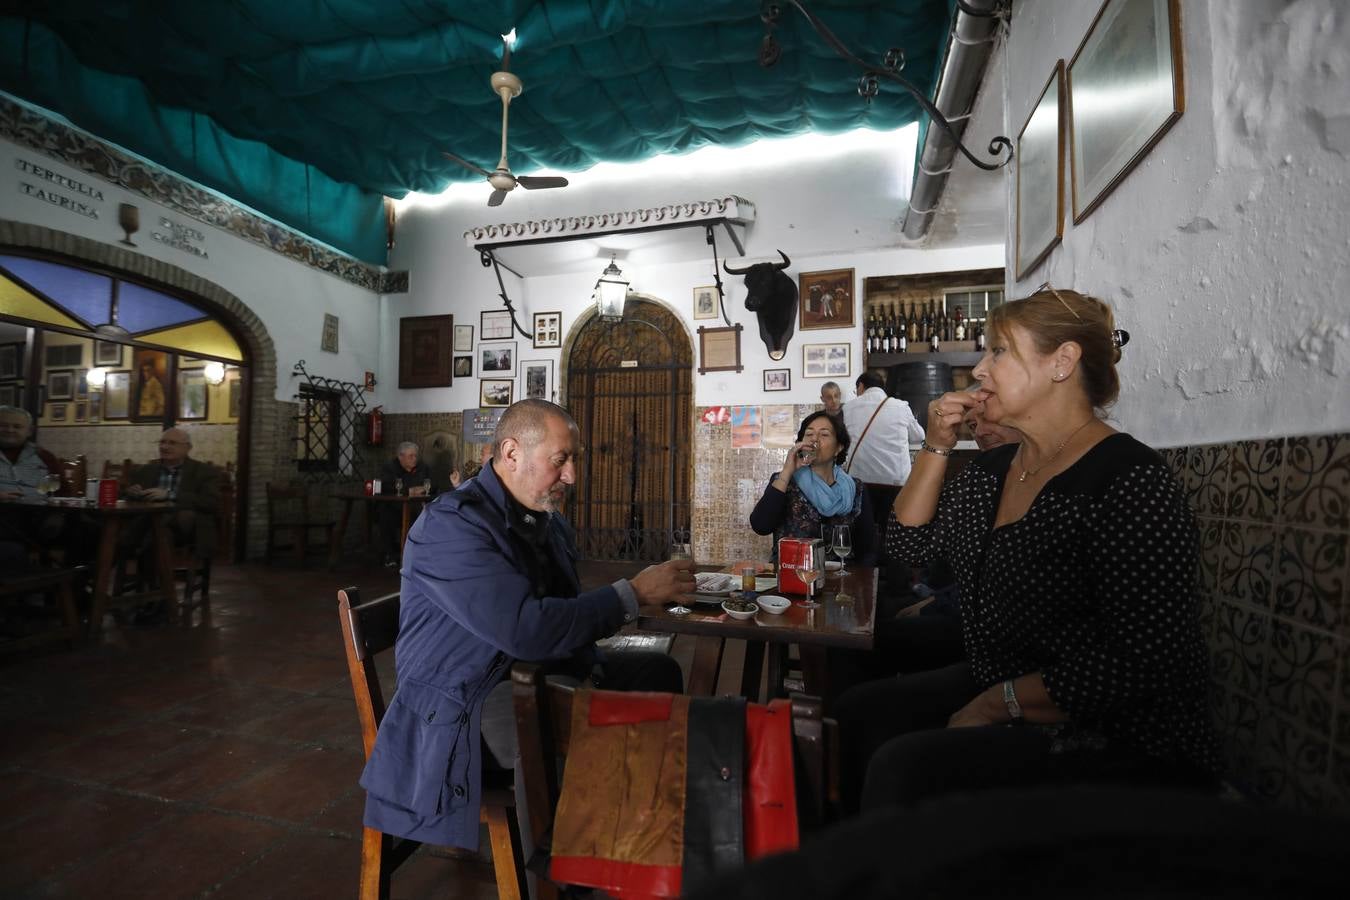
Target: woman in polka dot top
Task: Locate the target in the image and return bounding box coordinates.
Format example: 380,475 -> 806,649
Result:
835,287 -> 1218,814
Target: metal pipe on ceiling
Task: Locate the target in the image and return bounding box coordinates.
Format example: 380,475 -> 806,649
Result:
901,0 -> 1002,241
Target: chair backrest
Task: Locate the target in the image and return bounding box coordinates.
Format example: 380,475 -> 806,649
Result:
337,586 -> 401,759
215,465 -> 235,561
266,482 -> 310,523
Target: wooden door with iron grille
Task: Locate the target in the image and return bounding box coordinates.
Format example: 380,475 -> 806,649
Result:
567,299 -> 692,561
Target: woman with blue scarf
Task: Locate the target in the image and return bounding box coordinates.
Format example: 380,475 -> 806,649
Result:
750,411 -> 877,566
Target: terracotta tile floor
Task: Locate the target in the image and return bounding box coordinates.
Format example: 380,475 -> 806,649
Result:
0,558 -> 706,900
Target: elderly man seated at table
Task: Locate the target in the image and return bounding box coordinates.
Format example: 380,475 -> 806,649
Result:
360,399 -> 694,883
0,405 -> 62,571
124,427 -> 221,558
376,441 -> 434,566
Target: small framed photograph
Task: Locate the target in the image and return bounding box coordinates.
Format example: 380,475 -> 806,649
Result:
480,378 -> 514,408
398,315 -> 453,388
693,286 -> 719,320
178,369 -> 208,420
481,309 -> 514,341
799,269 -> 855,330
48,402 -> 67,423
0,383 -> 17,406
227,371 -> 242,419
453,324 -> 474,352
321,313 -> 340,353
520,359 -> 554,401
533,311 -> 562,349
453,355 -> 474,378
131,348 -> 170,420
48,369 -> 75,400
763,368 -> 791,392
104,370 -> 131,419
1068,0 -> 1184,223
74,400 -> 88,423
94,340 -> 123,366
44,344 -> 82,368
0,343 -> 19,379
697,324 -> 744,375
1016,61 -> 1066,279
803,342 -> 850,379
76,369 -> 90,399
480,341 -> 516,378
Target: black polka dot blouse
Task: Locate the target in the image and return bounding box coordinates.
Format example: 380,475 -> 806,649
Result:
888,433 -> 1218,771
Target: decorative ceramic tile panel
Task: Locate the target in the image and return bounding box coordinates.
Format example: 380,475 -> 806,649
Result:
1228,439 -> 1285,522
1283,434 -> 1350,531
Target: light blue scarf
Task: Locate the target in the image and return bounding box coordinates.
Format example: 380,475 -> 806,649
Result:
791,464 -> 855,517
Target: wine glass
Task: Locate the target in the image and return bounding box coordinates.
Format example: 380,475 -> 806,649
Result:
797,544 -> 821,609
832,524 -> 853,576
117,203 -> 140,246
39,472 -> 60,499
668,541 -> 692,616
422,478 -> 432,496
394,477 -> 405,496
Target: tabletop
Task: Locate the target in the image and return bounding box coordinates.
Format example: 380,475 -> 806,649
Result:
331,489 -> 432,503
0,496 -> 178,516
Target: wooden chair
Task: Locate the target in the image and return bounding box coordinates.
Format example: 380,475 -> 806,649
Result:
337,587 -> 527,900
100,457 -> 135,490
0,567 -> 82,652
266,483 -> 335,564
510,663 -> 841,900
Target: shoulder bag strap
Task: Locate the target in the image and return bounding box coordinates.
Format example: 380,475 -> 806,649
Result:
844,398 -> 888,474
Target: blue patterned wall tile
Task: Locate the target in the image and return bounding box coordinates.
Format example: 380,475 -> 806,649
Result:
1273,528 -> 1346,632
1217,523 -> 1276,609
1213,601 -> 1268,696
1266,619 -> 1337,735
1283,434 -> 1350,531
1228,439 -> 1285,522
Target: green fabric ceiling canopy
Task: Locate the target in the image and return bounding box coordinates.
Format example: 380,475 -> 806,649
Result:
0,2 -> 951,264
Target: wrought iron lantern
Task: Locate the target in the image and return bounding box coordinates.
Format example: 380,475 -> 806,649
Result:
595,256 -> 629,323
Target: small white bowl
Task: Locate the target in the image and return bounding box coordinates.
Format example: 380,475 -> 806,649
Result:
722,599 -> 759,620
756,594 -> 791,615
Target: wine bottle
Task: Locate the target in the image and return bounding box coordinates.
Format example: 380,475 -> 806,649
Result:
865,307 -> 876,354
974,321 -> 986,352
953,307 -> 966,341
907,302 -> 919,343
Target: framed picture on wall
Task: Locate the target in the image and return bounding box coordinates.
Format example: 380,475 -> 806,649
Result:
130,348 -> 170,421
76,369 -> 89,399
0,384 -> 16,407
453,324 -> 474,352
799,268 -> 855,330
697,324 -> 744,375
178,369 -> 208,420
1067,0 -> 1184,223
398,314 -> 453,388
532,312 -> 562,349
802,342 -> 850,379
48,403 -> 67,423
0,343 -> 19,379
103,370 -> 130,419
1016,61 -> 1065,279
480,379 -> 514,408
47,369 -> 75,400
88,393 -> 101,423
227,371 -> 242,419
481,309 -> 514,341
74,400 -> 88,423
94,340 -> 123,366
520,359 -> 553,401
453,355 -> 473,378
321,313 -> 340,354
763,368 -> 791,392
480,341 -> 516,378
693,286 -> 719,320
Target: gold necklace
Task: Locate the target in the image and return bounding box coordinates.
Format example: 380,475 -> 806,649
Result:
1015,418 -> 1096,483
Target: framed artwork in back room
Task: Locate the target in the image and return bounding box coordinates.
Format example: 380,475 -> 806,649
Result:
520,359 -> 553,401
533,311 -> 562,349
0,343 -> 19,379
799,268 -> 855,330
94,340 -> 124,366
398,315 -> 453,388
454,324 -> 474,352
481,309 -> 514,341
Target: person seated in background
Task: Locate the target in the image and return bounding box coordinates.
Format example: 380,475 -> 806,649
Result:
835,286 -> 1218,815
750,410 -> 876,567
820,381 -> 843,416
377,441 -> 434,566
125,427 -> 221,557
449,443 -> 492,489
0,405 -> 61,572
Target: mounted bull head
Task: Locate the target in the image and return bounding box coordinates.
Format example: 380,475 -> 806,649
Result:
723,250 -> 795,360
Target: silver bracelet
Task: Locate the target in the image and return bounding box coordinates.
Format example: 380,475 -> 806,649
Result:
920,441 -> 955,457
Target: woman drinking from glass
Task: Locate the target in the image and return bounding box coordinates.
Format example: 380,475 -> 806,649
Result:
750,411 -> 876,567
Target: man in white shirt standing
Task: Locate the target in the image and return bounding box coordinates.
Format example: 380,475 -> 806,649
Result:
842,372 -> 925,489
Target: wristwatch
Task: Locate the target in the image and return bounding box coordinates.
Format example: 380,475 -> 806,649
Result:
1002,679 -> 1023,722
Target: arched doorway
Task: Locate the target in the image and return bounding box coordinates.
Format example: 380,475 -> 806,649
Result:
565,296 -> 692,562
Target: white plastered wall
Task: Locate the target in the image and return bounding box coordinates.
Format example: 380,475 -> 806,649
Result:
1004,0 -> 1350,445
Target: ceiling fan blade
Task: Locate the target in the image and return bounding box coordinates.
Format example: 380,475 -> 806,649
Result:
487,189 -> 508,207
441,151 -> 492,178
515,175 -> 569,190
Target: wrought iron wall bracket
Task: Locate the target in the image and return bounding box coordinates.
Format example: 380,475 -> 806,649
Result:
479,249 -> 534,340
759,0 -> 1012,172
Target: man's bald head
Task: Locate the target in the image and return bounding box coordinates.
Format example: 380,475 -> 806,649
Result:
158,427 -> 192,465
491,399 -> 575,460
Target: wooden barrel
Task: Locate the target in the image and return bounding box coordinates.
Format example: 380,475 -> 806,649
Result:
886,361 -> 954,422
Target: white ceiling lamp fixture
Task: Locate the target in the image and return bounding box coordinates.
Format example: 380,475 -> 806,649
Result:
441,37 -> 569,207
595,256 -> 629,323
203,361 -> 227,386
86,367 -> 108,389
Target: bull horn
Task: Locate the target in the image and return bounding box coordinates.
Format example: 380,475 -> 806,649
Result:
722,258 -> 752,275
772,250 -> 791,270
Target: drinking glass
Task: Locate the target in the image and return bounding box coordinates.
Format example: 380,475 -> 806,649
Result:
832,524 -> 853,576
394,478 -> 405,496
39,473 -> 60,499
797,545 -> 821,609
668,541 -> 692,616
422,478 -> 432,496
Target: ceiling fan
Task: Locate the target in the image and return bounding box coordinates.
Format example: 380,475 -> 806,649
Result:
442,41 -> 569,207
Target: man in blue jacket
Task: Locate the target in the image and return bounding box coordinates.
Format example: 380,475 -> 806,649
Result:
361,399 -> 695,851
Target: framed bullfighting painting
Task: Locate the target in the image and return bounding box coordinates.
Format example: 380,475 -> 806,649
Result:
799,268 -> 855,330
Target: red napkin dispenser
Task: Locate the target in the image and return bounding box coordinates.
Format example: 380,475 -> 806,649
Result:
777,537 -> 824,595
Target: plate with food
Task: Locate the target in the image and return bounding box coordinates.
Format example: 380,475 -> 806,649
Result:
722,598 -> 759,620
693,572 -> 737,599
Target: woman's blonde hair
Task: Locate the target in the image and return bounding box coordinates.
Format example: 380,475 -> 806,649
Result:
987,287 -> 1123,409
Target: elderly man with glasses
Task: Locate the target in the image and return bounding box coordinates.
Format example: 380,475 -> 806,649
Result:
124,427 -> 221,558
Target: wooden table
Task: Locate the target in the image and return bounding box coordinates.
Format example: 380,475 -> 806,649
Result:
638,565 -> 877,701
0,497 -> 178,633
328,490 -> 430,570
